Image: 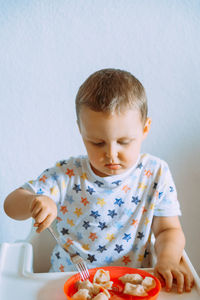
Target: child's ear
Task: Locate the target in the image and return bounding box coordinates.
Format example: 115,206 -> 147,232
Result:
143,117 -> 151,138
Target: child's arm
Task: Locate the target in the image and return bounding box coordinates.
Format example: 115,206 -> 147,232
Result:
152,216 -> 193,293
4,188 -> 57,233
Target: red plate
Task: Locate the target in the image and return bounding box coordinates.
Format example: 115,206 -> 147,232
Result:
63,266 -> 161,300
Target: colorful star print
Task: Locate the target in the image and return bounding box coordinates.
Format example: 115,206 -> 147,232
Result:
114,198 -> 124,207
86,186 -> 95,195
123,233 -> 131,242
122,256 -> 131,265
61,228 -> 69,235
94,180 -> 104,187
73,184 -> 81,193
89,232 -> 98,241
65,194 -> 74,204
90,210 -> 101,219
74,207 -> 83,217
97,245 -> 107,253
112,180 -> 122,186
39,175 -> 47,183
82,221 -> 90,230
81,197 -> 89,206
60,206 -> 68,214
132,196 -> 141,205
137,232 -> 145,240
106,234 -> 115,242
97,198 -> 106,207
114,244 -> 124,253
87,254 -> 97,263
107,209 -> 117,218
98,222 -> 108,230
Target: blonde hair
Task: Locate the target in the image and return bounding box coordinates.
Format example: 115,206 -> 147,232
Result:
75,68 -> 148,125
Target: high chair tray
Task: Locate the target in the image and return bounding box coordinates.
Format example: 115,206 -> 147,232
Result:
0,242 -> 199,300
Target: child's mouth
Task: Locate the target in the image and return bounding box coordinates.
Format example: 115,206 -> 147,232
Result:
105,164 -> 121,170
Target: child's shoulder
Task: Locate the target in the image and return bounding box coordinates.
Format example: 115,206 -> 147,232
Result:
139,153 -> 169,170
55,155 -> 88,170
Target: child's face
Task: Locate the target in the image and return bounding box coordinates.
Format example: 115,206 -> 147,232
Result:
78,106 -> 150,177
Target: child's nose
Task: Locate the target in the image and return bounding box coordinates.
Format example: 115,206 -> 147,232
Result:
105,143 -> 118,160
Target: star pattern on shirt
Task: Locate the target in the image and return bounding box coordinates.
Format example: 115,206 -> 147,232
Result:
106,233 -> 115,242
90,210 -> 101,219
169,186 -> 174,192
81,197 -> 89,206
97,245 -> 107,253
107,209 -> 117,218
67,219 -> 75,226
122,255 -> 131,265
87,254 -> 97,263
86,186 -> 95,195
51,172 -> 59,181
83,221 -> 91,230
66,169 -> 75,178
98,222 -> 108,230
74,208 -> 83,217
114,244 -> 124,253
39,175 -> 47,183
97,198 -> 106,207
137,163 -> 143,169
123,233 -> 131,242
81,173 -> 88,180
73,184 -> 81,193
55,252 -> 60,259
114,198 -> 124,207
61,227 -> 69,235
104,256 -> 113,264
132,196 -> 141,205
60,206 -> 68,214
94,180 -> 104,187
65,194 -> 74,204
112,180 -> 122,186
50,186 -> 58,195
89,232 -> 98,241
137,232 -> 145,240
74,160 -> 81,168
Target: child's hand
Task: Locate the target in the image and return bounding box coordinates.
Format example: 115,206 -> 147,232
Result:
30,195 -> 57,233
154,258 -> 194,293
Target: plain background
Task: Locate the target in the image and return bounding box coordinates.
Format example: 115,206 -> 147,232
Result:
0,0 -> 199,274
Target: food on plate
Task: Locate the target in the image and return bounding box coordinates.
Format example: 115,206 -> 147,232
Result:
142,276 -> 156,291
119,273 -> 143,284
93,269 -> 110,284
70,268 -> 157,299
124,282 -> 148,296
92,293 -> 109,300
71,288 -> 91,300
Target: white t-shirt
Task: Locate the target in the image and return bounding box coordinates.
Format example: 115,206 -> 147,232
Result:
22,153 -> 181,272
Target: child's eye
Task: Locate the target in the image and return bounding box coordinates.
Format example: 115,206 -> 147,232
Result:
92,142 -> 105,147
118,141 -> 130,145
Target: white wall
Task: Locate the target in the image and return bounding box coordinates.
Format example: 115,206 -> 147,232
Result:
0,0 -> 199,274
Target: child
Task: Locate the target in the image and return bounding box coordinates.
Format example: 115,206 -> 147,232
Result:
4,68 -> 193,293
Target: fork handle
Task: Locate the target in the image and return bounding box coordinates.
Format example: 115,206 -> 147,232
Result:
47,227 -> 74,255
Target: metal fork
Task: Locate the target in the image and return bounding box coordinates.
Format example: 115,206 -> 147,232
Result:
47,226 -> 90,281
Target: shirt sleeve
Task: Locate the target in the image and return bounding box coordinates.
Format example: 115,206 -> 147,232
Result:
153,162 -> 181,217
21,161 -> 68,205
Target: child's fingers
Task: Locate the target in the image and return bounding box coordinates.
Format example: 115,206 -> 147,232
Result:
154,270 -> 165,287
34,209 -> 49,225
184,273 -> 193,292
159,270 -> 173,292
171,270 -> 184,293
35,214 -> 54,233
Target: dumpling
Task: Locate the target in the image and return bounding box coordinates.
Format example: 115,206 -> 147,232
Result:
119,273 -> 143,284
92,284 -> 110,299
77,279 -> 94,294
93,269 -> 110,284
124,283 -> 148,296
71,288 -> 91,300
92,293 -> 109,300
142,276 -> 156,291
